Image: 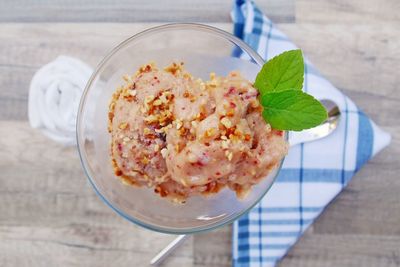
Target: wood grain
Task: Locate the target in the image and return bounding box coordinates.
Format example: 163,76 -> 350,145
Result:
194,226 -> 232,267
0,0 -> 295,23
297,0 -> 400,23
0,121 -> 194,267
281,234 -> 400,267
0,0 -> 399,266
0,22 -> 233,120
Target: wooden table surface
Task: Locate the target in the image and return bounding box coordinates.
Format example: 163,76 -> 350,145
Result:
1,1 -> 399,266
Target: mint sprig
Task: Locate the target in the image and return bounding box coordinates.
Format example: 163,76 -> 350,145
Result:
260,90 -> 328,131
255,50 -> 304,94
254,49 -> 327,131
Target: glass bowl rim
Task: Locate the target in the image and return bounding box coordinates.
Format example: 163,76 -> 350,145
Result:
76,22 -> 287,234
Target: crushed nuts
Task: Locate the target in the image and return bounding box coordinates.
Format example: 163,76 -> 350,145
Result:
160,148 -> 168,158
220,117 -> 232,128
119,122 -> 128,130
225,150 -> 233,161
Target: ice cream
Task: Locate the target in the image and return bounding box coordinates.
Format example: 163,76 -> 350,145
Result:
108,62 -> 288,203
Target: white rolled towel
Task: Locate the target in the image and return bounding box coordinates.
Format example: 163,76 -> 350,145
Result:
28,56 -> 93,145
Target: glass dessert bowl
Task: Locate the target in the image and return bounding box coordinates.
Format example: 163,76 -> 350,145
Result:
77,23 -> 287,234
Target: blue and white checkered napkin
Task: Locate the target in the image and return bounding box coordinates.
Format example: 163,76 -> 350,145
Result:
231,1 -> 391,266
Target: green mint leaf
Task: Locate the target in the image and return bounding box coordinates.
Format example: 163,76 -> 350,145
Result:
260,89 -> 328,131
254,49 -> 304,95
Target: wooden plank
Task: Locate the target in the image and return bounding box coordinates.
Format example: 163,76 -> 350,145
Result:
0,23 -> 231,120
315,150 -> 400,237
1,0 -> 400,266
1,22 -> 400,122
0,225 -> 194,267
193,226 -> 232,267
0,121 -> 194,267
278,23 -> 400,102
297,0 -> 400,23
279,234 -> 400,267
0,0 -> 295,23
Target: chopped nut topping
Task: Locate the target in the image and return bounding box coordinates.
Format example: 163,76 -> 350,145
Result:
204,128 -> 215,138
197,105 -> 207,120
141,91 -> 175,130
226,110 -> 235,117
160,148 -> 168,158
220,117 -> 232,128
187,152 -> 197,163
234,129 -> 243,137
143,128 -> 151,135
153,99 -> 162,106
144,114 -> 158,123
265,123 -> 272,133
221,140 -> 230,149
225,150 -> 233,161
140,106 -> 147,113
159,94 -> 168,103
109,102 -> 115,110
121,87 -> 137,102
176,120 -> 183,130
206,81 -> 218,88
154,128 -> 164,134
164,62 -> 184,75
154,144 -> 160,152
139,63 -> 154,73
155,176 -> 166,183
141,157 -> 149,164
183,73 -> 192,80
250,100 -> 259,108
122,74 -> 131,82
119,122 -> 128,130
180,178 -> 188,187
174,143 -> 185,153
121,178 -> 132,185
191,121 -> 198,128
145,95 -> 155,104
195,79 -> 207,91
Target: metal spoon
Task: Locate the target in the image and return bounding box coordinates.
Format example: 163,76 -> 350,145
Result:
150,99 -> 341,265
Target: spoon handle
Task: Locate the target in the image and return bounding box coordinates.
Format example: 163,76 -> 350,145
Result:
150,234 -> 188,265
